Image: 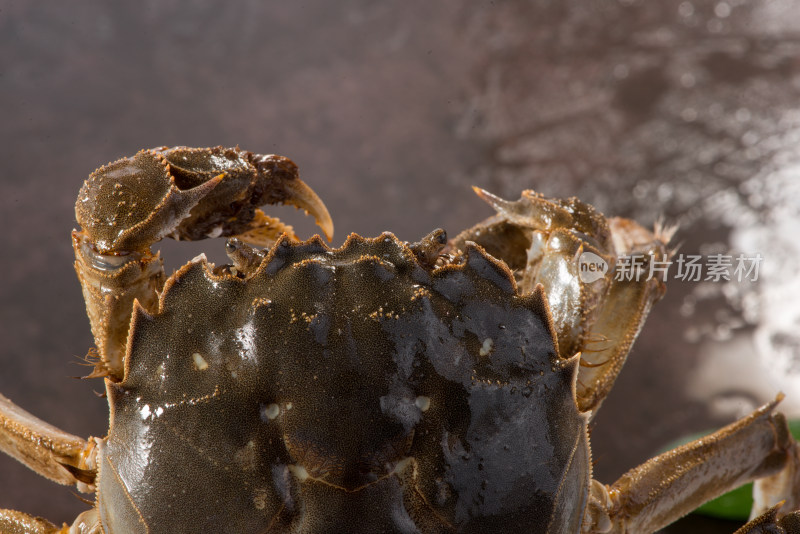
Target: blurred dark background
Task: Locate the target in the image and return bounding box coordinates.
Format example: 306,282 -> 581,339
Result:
2,1 -> 800,532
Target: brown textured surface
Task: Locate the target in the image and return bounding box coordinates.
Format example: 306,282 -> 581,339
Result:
2,1 -> 800,531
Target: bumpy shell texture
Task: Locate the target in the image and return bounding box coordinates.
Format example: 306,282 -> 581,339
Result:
99,233 -> 588,533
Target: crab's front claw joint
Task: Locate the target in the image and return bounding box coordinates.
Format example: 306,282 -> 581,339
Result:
73,146 -> 333,380
453,187 -> 673,415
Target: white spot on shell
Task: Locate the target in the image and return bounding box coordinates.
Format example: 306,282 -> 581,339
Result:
155,406 -> 164,417
236,322 -> 258,362
261,403 -> 280,421
286,402 -> 293,410
289,464 -> 309,481
479,338 -> 494,356
192,353 -> 209,371
415,396 -> 431,412
140,404 -> 151,419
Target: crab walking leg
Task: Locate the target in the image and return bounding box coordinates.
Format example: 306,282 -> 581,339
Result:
0,509 -> 61,534
0,508 -> 102,534
0,394 -> 96,488
582,398 -> 800,533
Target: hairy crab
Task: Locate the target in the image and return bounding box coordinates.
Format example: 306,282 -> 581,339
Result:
0,146 -> 799,533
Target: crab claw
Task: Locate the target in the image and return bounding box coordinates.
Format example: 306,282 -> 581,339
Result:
453,187 -> 672,415
72,146 -> 333,380
75,146 -> 333,254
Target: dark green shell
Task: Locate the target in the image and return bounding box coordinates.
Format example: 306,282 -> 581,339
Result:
98,233 -> 589,533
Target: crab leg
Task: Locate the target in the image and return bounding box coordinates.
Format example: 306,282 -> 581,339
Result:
0,394 -> 96,489
0,508 -> 101,534
73,146 -> 333,380
582,397 -> 800,533
0,509 -> 62,534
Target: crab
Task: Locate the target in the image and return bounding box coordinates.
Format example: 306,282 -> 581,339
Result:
0,146 -> 798,534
